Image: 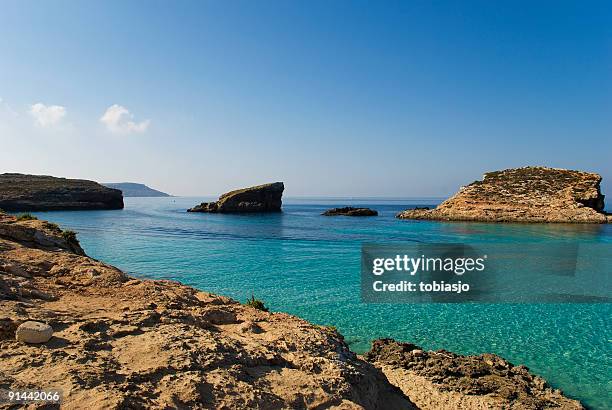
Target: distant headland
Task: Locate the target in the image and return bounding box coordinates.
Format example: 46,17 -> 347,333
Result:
103,182 -> 170,198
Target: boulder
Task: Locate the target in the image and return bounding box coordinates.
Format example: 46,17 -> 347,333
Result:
188,182 -> 284,213
0,173 -> 123,211
397,167 -> 610,223
15,321 -> 53,344
365,338 -> 584,409
322,207 -> 378,216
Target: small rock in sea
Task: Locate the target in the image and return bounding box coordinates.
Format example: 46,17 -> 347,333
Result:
15,321 -> 53,344
322,207 -> 378,216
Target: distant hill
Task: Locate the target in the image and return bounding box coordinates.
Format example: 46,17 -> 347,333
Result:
103,183 -> 170,197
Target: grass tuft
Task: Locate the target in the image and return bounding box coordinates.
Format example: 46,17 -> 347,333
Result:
61,230 -> 79,244
245,295 -> 269,312
16,213 -> 37,221
44,221 -> 62,233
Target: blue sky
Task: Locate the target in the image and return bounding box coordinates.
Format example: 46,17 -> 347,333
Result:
0,1 -> 610,197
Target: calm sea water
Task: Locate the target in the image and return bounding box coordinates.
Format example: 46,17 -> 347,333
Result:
30,197 -> 611,409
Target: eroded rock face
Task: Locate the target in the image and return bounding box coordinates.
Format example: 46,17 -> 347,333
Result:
188,182 -> 284,213
0,173 -> 124,211
398,167 -> 610,223
322,207 -> 378,216
0,213 -> 412,409
365,339 -> 584,410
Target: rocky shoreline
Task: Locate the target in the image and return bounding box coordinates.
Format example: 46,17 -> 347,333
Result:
0,213 -> 584,409
398,167 -> 610,223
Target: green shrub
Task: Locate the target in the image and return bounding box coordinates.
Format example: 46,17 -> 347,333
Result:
44,222 -> 62,233
245,295 -> 269,312
16,213 -> 37,221
61,230 -> 78,243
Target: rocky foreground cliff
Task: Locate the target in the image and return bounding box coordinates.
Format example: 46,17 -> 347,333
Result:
0,213 -> 583,409
188,182 -> 284,213
0,174 -> 124,211
398,167 -> 610,223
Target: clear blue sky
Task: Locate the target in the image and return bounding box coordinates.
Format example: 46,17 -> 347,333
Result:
1,1 -> 610,197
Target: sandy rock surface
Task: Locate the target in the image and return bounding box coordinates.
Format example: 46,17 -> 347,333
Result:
0,214 -> 411,409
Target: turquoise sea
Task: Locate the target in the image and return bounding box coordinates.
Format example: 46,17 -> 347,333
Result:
30,198 -> 611,409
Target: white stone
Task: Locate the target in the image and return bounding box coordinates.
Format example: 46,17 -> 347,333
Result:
15,321 -> 53,344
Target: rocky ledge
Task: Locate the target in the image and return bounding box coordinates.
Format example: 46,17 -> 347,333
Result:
398,167 -> 610,223
0,173 -> 123,211
365,339 -> 582,409
322,207 -> 378,216
188,182 -> 284,213
0,213 -> 583,409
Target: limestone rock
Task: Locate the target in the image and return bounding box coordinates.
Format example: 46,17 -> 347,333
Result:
188,182 -> 284,213
15,321 -> 53,343
0,173 -> 124,211
365,338 -> 584,409
398,167 -> 609,223
322,207 -> 378,216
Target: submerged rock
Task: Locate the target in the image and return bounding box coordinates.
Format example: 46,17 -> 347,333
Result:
398,167 -> 610,223
188,182 -> 284,213
0,173 -> 124,211
322,207 -> 378,216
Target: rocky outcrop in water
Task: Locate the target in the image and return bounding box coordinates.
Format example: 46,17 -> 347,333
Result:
398,167 -> 610,223
322,207 -> 378,216
188,182 -> 284,213
365,339 -> 583,409
0,213 -> 584,409
0,173 -> 123,211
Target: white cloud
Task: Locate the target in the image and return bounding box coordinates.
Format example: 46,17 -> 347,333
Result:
100,104 -> 150,134
29,103 -> 66,126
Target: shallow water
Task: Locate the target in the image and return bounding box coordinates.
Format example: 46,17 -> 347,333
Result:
30,198 -> 612,409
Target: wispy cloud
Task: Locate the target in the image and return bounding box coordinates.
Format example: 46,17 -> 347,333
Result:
0,98 -> 19,117
100,104 -> 150,134
29,102 -> 66,127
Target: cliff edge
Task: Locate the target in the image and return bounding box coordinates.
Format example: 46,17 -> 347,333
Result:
398,167 -> 609,223
0,174 -> 124,211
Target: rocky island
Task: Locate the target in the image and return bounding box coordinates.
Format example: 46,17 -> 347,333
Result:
103,183 -> 170,197
188,182 -> 284,213
323,207 -> 378,216
0,173 -> 124,211
398,167 -> 610,223
0,212 -> 583,409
